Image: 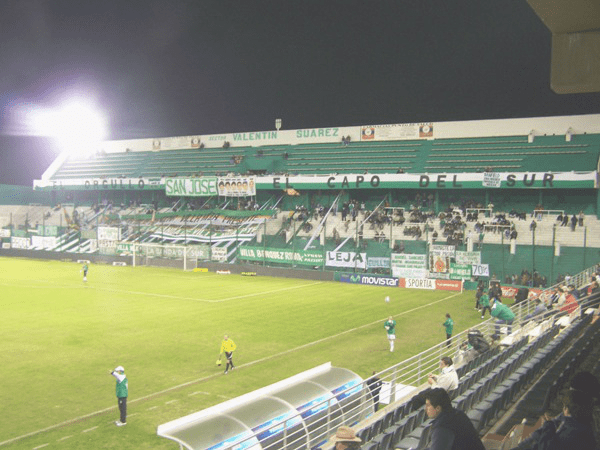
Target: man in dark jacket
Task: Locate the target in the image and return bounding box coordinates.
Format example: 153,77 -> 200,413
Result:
511,389 -> 596,449
423,388 -> 485,450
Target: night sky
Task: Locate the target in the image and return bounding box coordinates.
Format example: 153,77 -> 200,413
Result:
1,0 -> 599,186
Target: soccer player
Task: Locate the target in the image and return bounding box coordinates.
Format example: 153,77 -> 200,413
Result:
384,316 -> 396,352
220,335 -> 237,374
81,263 -> 88,282
110,366 -> 128,426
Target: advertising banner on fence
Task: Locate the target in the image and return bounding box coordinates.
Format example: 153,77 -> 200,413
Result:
31,235 -> 57,249
455,251 -> 481,265
98,226 -> 120,241
165,177 -> 218,197
435,279 -> 463,291
449,263 -> 471,280
402,278 -> 436,289
11,237 -> 30,249
238,246 -> 323,266
217,176 -> 256,197
339,273 -> 399,287
326,251 -> 367,269
391,253 -> 428,279
367,257 -> 391,269
429,244 -> 455,274
211,246 -> 228,262
0,228 -> 11,238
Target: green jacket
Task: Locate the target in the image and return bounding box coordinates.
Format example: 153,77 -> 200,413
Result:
384,320 -> 396,335
112,372 -> 128,398
443,318 -> 454,335
491,302 -> 515,321
479,294 -> 490,307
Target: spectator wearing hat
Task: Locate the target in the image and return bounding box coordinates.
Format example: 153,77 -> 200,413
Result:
332,426 -> 362,450
110,366 -> 128,426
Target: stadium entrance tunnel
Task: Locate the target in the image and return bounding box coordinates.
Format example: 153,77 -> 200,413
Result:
156,363 -> 371,449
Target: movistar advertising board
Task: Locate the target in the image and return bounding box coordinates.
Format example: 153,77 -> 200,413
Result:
339,273 -> 399,287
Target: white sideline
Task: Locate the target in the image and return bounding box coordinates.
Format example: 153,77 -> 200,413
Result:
0,279 -> 325,303
0,291 -> 461,447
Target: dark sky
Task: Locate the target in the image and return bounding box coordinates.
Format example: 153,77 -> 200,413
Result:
1,0 -> 599,186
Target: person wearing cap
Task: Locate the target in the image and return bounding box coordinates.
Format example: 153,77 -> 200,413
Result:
332,425 -> 362,449
110,366 -> 128,426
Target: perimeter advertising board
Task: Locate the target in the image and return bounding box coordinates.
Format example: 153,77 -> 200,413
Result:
339,273 -> 399,287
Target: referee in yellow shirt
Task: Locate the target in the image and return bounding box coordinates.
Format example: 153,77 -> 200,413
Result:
220,335 -> 237,374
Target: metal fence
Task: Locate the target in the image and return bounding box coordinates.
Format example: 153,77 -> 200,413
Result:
226,263 -> 598,450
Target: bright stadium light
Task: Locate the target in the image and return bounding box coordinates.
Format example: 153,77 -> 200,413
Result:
27,99 -> 108,158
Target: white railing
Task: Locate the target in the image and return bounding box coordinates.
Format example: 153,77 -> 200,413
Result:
228,265 -> 598,450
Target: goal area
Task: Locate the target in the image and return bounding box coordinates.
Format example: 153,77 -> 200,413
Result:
130,243 -> 210,271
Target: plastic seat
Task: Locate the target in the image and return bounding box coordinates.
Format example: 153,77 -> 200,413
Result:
371,429 -> 394,450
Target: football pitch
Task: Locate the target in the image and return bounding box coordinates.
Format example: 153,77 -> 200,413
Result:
0,257 -> 481,449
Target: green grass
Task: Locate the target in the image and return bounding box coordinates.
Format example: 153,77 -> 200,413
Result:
0,257 -> 483,449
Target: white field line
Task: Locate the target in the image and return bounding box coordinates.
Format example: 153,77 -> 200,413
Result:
0,280 -> 324,303
0,291 -> 460,447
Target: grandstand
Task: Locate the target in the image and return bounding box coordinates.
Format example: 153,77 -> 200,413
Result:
1,113 -> 600,449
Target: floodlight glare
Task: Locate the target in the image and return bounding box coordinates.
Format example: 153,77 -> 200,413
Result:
27,99 -> 108,158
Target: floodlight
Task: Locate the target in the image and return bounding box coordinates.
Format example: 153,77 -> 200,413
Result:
27,99 -> 108,158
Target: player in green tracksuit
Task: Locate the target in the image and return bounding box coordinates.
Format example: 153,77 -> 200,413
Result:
479,291 -> 491,319
442,313 -> 454,348
110,366 -> 128,426
81,263 -> 88,282
384,316 -> 396,352
220,335 -> 237,374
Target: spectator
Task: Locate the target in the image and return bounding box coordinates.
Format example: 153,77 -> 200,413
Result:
511,390 -> 596,449
332,426 -> 362,450
559,291 -> 579,315
491,298 -> 515,339
367,371 -> 382,412
524,296 -> 548,322
424,388 -> 485,450
427,356 -> 459,394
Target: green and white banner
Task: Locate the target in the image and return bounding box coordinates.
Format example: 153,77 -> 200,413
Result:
455,251 -> 481,265
326,251 -> 367,269
238,246 -> 324,266
391,253 -> 428,279
165,177 -> 218,197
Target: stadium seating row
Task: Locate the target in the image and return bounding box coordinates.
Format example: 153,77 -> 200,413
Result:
352,316 -> 591,450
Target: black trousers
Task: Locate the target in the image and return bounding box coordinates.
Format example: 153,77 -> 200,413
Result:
225,351 -> 235,371
118,397 -> 127,423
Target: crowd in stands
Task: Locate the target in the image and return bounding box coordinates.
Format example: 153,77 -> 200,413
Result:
504,270 -> 548,288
